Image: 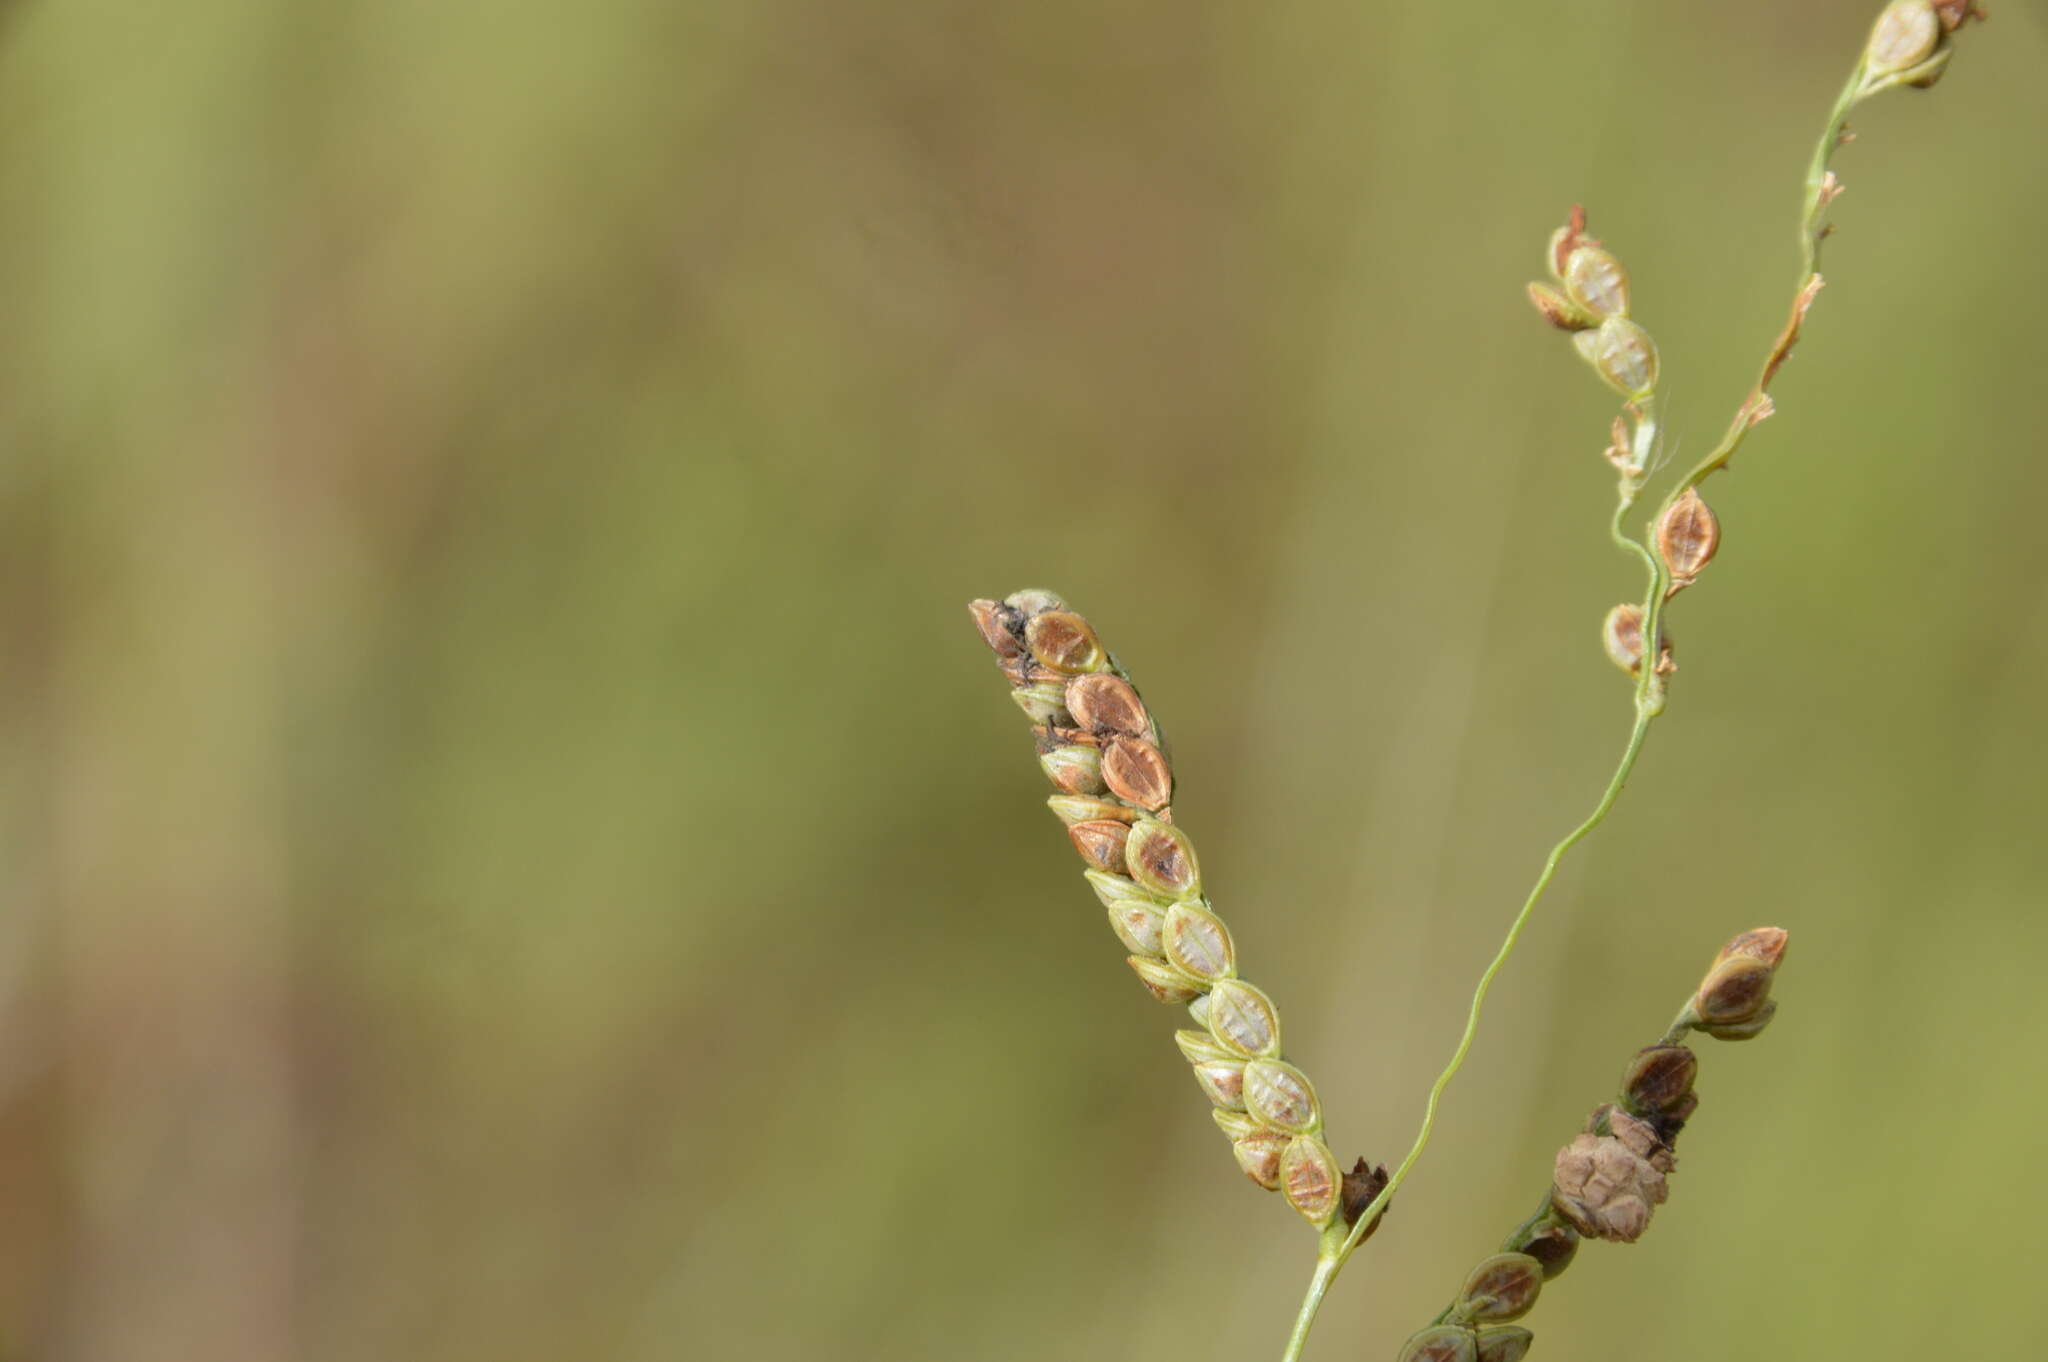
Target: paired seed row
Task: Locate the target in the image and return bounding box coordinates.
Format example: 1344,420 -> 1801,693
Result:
970,589 -> 1359,1226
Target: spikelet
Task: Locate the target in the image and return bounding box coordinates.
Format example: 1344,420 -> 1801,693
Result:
969,591 -> 1359,1227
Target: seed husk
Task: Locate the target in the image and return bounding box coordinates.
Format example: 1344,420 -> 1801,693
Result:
1620,1044 -> 1698,1116
1012,681 -> 1073,725
1235,1131 -> 1290,1191
967,599 -> 1024,658
1576,316 -> 1659,397
1397,1326 -> 1479,1362
1084,869 -> 1166,911
1002,588 -> 1066,617
1656,488 -> 1720,588
1243,1059 -> 1321,1135
1203,978 -> 1282,1058
1106,901 -> 1167,957
1563,246 -> 1629,319
1714,925 -> 1789,969
1039,745 -> 1106,796
1101,736 -> 1173,811
1600,603 -> 1674,678
1280,1135 -> 1341,1224
1505,1215 -> 1579,1280
1454,1252 -> 1544,1323
1047,794 -> 1136,826
1475,1326 -> 1534,1362
1866,0 -> 1941,76
1162,903 -> 1236,982
1691,954 -> 1775,1027
1065,672 -> 1150,736
1130,955 -> 1206,1005
1126,819 -> 1199,898
1526,281 -> 1592,331
1067,819 -> 1131,874
1699,997 -> 1778,1041
1174,1028 -> 1235,1065
1190,1055 -> 1248,1107
1024,610 -> 1107,674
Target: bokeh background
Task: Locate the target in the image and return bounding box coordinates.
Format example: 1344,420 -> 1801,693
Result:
0,1 -> 2043,1359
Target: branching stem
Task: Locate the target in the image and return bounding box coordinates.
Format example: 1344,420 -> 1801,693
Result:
1279,541 -> 1665,1362
1277,37 -> 1896,1362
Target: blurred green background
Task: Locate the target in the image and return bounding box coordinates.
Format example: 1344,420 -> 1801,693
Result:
0,1 -> 2043,1359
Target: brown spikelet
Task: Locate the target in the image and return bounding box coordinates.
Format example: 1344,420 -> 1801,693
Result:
1065,672 -> 1150,736
1101,737 -> 1172,811
1656,489 -> 1721,593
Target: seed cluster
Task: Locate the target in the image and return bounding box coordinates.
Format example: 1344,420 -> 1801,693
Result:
1393,928 -> 1788,1361
970,589 -> 1367,1227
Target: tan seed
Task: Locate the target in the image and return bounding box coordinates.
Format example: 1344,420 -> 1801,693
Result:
1190,1055 -> 1248,1107
1867,0 -> 1940,75
1064,672 -> 1150,736
1204,979 -> 1281,1058
1234,1131 -> 1290,1191
1101,737 -> 1173,811
1162,903 -> 1235,982
1244,1059 -> 1320,1135
1002,588 -> 1066,617
1656,488 -> 1720,587
1126,819 -> 1199,898
1083,870 -> 1167,911
1563,246 -> 1630,319
1526,281 -> 1592,332
1105,901 -> 1166,957
1691,954 -> 1774,1027
1576,316 -> 1659,397
1023,610 -> 1106,674
1714,925 -> 1789,969
1067,819 -> 1130,874
1046,795 -> 1135,826
1129,956 -> 1204,1005
1038,745 -> 1105,797
1174,1028 -> 1234,1065
1280,1135 -> 1341,1224
1010,682 -> 1072,725
967,599 -> 1023,660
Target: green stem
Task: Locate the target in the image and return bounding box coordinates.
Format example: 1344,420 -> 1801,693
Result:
1279,530 -> 1668,1362
1277,36 -> 1903,1362
1279,1247 -> 1345,1362
1665,59 -> 1867,502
